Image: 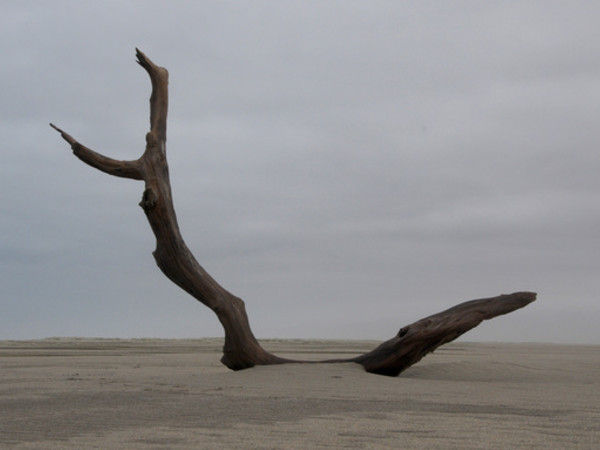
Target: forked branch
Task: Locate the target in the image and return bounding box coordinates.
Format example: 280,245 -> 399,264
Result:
51,50 -> 536,376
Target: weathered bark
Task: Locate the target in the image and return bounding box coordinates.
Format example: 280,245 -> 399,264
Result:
51,50 -> 536,376
350,291 -> 536,376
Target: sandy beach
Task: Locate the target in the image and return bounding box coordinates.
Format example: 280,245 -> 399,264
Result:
1,339 -> 598,449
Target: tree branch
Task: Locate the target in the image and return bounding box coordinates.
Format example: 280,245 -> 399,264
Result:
49,123 -> 143,180
135,48 -> 168,144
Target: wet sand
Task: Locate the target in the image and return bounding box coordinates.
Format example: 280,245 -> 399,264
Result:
1,339 -> 598,449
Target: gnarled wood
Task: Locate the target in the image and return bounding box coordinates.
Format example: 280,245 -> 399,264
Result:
52,49 -> 286,371
350,291 -> 536,376
51,50 -> 536,376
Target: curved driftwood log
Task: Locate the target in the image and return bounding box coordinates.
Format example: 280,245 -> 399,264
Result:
51,50 -> 536,376
350,291 -> 536,375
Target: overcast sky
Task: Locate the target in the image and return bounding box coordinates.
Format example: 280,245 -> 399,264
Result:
2,1 -> 599,343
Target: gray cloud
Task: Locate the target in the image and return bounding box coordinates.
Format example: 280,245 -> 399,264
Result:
2,1 -> 599,343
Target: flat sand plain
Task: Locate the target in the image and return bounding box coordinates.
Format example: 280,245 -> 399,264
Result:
1,339 -> 598,449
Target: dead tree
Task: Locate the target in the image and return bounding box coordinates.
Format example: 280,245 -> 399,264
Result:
51,50 -> 536,376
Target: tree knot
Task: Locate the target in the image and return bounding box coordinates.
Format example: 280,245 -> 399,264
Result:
145,132 -> 158,149
139,188 -> 158,211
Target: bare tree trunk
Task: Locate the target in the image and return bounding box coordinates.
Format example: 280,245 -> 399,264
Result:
51,50 -> 535,376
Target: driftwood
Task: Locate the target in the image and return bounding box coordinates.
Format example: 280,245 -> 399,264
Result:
51,49 -> 536,376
